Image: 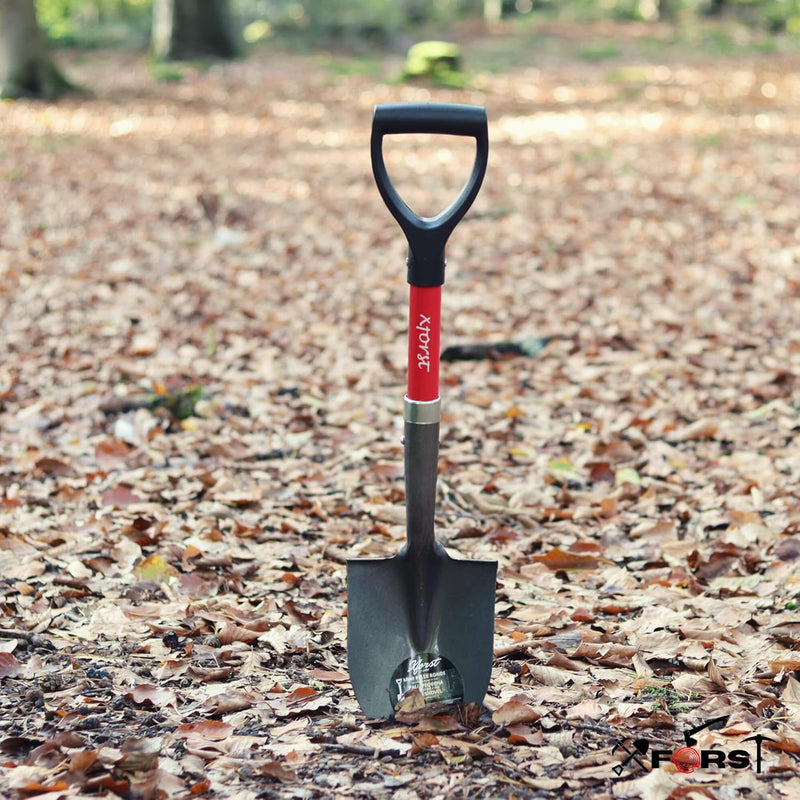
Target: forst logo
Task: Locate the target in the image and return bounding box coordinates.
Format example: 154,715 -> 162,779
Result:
613,716 -> 772,775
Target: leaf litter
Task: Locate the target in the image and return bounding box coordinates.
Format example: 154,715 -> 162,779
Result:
2,25 -> 800,800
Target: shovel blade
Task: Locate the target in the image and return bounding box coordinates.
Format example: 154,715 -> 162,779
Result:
347,550 -> 496,719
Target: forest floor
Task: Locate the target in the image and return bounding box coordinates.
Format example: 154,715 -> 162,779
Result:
2,19 -> 800,800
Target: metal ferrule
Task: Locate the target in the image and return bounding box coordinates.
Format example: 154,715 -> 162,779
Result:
404,397 -> 441,425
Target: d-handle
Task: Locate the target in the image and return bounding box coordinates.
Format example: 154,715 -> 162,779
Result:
370,103 -> 489,287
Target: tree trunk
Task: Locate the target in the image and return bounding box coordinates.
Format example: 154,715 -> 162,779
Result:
0,0 -> 74,98
484,0 -> 502,25
152,0 -> 238,62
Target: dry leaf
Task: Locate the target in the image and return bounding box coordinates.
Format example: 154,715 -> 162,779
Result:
507,724 -> 544,745
202,692 -> 255,715
254,761 -> 297,783
565,699 -> 605,720
492,698 -> 542,727
216,621 -> 261,645
174,721 -> 235,741
309,668 -> 349,682
125,684 -> 178,709
532,547 -> 602,571
0,652 -> 21,679
3,33 -> 800,800
674,418 -> 719,442
395,688 -> 425,714
102,484 -> 144,508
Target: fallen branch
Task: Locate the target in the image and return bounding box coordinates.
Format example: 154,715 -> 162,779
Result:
0,628 -> 55,650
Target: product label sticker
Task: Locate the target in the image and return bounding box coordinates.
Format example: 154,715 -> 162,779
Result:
390,652 -> 464,709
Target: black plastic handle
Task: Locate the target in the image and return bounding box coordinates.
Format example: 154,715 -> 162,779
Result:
371,103 -> 488,287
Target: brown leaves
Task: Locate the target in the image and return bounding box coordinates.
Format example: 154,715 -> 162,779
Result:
0,652 -> 21,679
3,26 -> 800,800
250,761 -> 298,783
532,546 -> 607,571
125,684 -> 178,709
174,721 -> 235,742
216,621 -> 262,645
492,697 -> 542,727
34,457 -> 76,478
101,484 -> 144,509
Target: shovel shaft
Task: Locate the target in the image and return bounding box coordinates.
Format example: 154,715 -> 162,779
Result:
403,407 -> 441,560
408,286 -> 441,402
405,283 -> 442,561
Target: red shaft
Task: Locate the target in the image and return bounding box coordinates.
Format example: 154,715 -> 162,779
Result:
407,286 -> 441,402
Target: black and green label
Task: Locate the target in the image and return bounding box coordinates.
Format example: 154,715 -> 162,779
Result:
390,653 -> 464,708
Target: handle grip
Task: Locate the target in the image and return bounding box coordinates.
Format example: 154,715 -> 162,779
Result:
372,102 -> 488,137
371,102 -> 488,287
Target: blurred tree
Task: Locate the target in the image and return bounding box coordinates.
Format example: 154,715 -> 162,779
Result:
151,0 -> 239,60
0,0 -> 74,97
484,0 -> 501,24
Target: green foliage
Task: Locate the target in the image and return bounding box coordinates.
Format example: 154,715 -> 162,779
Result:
241,0 -> 472,45
31,0 -> 800,52
263,0 -> 405,42
760,0 -> 800,32
149,385 -> 205,420
642,685 -> 694,715
578,41 -> 622,60
149,61 -> 184,81
36,0 -> 152,47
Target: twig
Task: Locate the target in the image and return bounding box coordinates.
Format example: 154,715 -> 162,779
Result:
492,756 -> 552,789
0,628 -> 53,649
322,742 -> 402,758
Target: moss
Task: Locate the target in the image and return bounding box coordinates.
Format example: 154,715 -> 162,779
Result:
642,685 -> 694,715
401,40 -> 468,88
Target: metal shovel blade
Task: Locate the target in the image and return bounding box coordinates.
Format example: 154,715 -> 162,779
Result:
347,548 -> 496,719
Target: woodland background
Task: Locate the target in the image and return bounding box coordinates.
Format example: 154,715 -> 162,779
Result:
2,1 -> 800,799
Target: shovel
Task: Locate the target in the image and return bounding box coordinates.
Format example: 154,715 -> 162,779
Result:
347,103 -> 497,719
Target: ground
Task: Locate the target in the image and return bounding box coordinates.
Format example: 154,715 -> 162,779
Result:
2,20 -> 800,800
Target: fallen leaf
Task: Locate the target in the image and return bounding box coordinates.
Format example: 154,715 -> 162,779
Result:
118,737 -> 160,772
125,684 -> 178,708
174,721 -> 235,741
216,621 -> 261,645
285,686 -> 318,704
188,778 -> 211,795
133,555 -> 178,583
202,692 -> 255,714
0,652 -> 21,678
68,749 -> 98,773
492,698 -> 542,727
413,714 -> 464,733
507,724 -> 544,745
95,437 -> 133,469
102,485 -> 144,508
35,457 -> 76,477
310,668 -> 349,682
412,732 -> 440,749
565,698 -> 605,720
674,418 -> 719,442
615,467 -> 642,487
253,761 -> 297,783
533,547 -> 601,571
